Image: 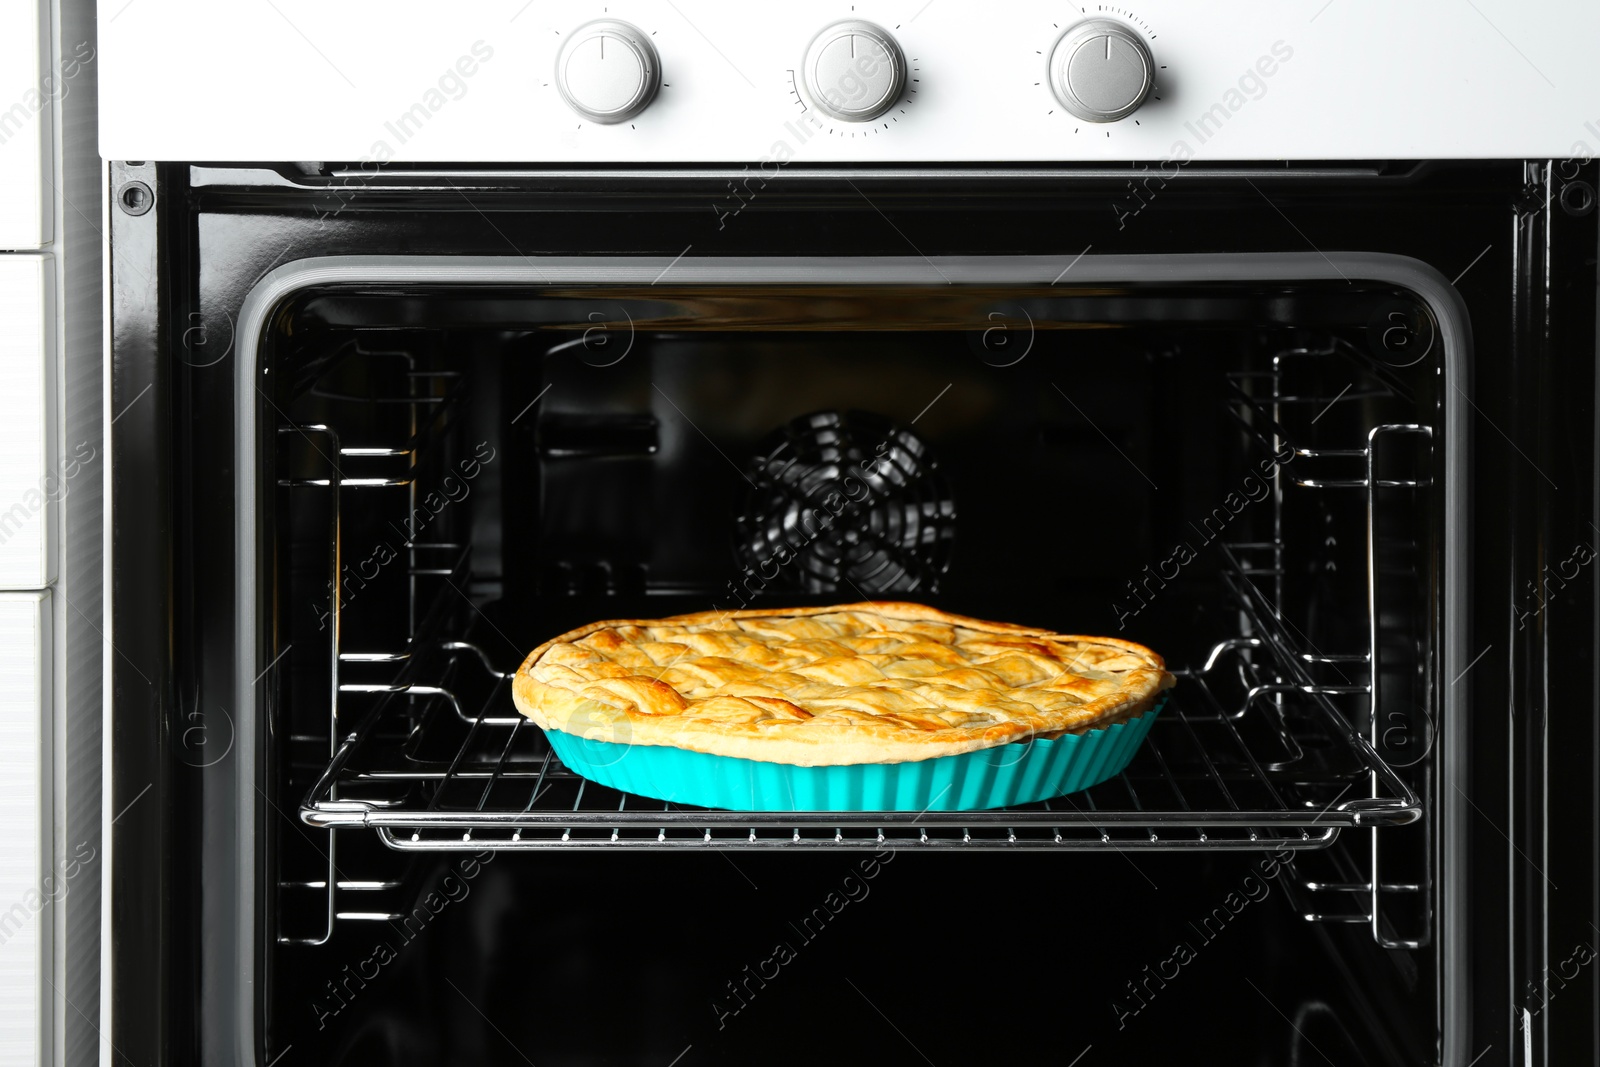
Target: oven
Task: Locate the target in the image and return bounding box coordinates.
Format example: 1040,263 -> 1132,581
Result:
98,4 -> 1599,1065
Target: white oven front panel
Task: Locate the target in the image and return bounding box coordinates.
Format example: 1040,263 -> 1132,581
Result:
99,0 -> 1600,162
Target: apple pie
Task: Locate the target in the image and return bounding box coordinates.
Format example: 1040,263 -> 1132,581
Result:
511,603 -> 1174,766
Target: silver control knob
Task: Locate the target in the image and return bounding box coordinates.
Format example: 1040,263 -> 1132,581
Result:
555,19 -> 661,124
802,20 -> 906,122
1048,19 -> 1153,123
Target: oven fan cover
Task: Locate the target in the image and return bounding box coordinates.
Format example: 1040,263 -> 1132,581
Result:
733,410 -> 955,595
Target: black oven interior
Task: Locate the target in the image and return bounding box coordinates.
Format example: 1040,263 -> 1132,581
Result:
265,281 -> 1439,1064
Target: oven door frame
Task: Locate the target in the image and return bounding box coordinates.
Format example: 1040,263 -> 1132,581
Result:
255,252 -> 1472,1064
108,161 -> 1599,1066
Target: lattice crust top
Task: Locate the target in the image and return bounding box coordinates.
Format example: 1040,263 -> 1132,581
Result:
512,603 -> 1175,766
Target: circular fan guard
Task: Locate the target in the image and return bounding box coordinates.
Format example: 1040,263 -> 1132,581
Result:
733,411 -> 956,595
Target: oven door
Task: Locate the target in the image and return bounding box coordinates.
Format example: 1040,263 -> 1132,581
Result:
107,161 -> 1599,1066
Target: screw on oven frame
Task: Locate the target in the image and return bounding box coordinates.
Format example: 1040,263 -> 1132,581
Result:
117,180 -> 154,216
1559,180 -> 1596,217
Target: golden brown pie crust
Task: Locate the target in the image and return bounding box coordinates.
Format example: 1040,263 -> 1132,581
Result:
511,602 -> 1175,767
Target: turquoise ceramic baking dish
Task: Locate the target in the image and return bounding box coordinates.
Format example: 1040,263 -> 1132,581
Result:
542,697 -> 1164,812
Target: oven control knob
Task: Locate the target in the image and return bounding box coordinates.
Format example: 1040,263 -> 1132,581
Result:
1048,19 -> 1153,123
555,19 -> 662,124
802,20 -> 907,122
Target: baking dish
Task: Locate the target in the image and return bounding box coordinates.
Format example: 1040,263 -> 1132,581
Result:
542,698 -> 1165,812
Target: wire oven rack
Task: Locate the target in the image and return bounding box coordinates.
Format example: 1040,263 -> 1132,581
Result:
299,545 -> 1421,853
